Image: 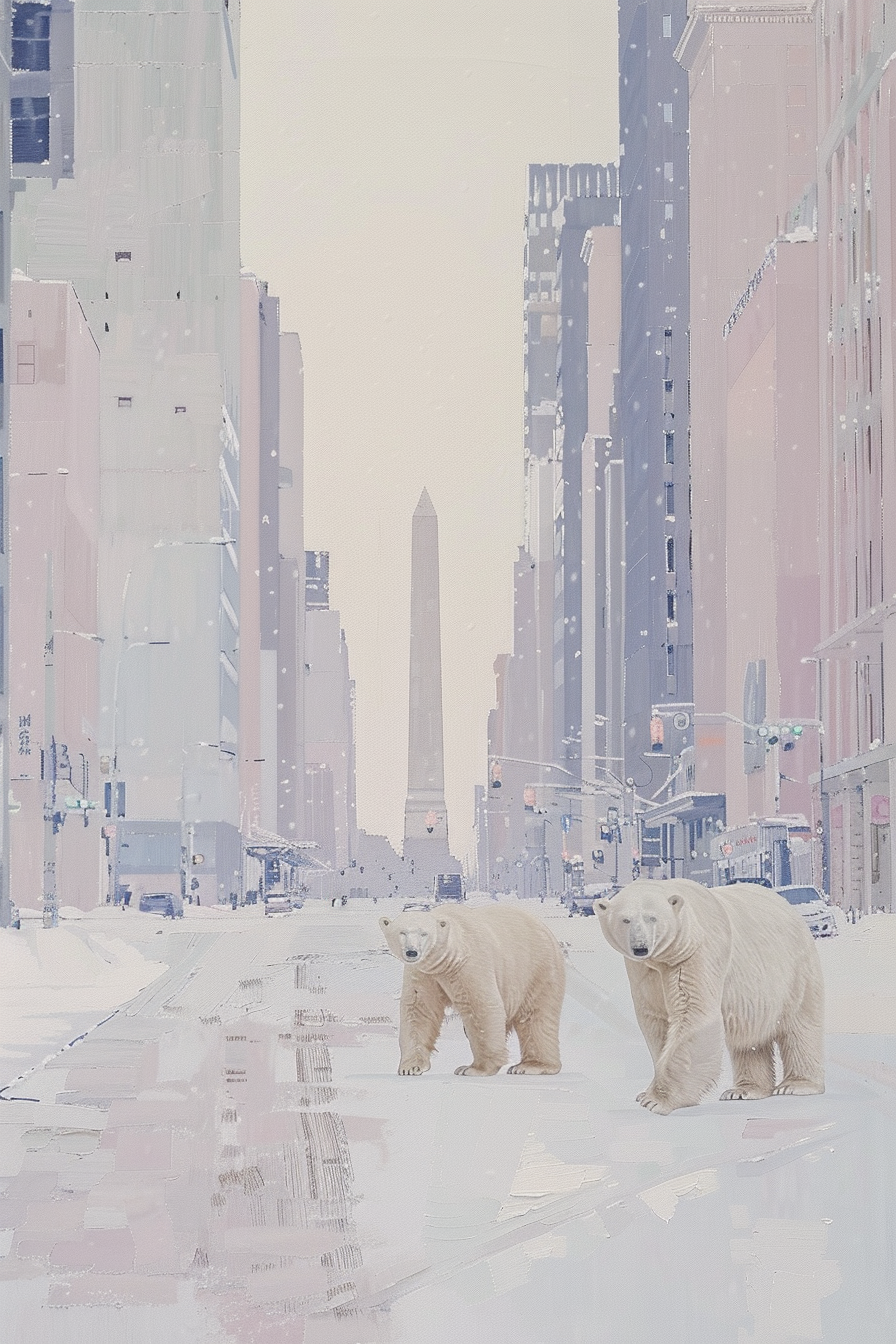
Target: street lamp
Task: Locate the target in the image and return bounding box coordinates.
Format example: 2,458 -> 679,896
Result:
801,656 -> 829,896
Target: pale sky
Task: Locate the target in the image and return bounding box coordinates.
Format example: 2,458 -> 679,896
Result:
239,0 -> 619,860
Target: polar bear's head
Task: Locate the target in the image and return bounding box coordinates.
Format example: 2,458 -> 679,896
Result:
379,911 -> 450,968
595,882 -> 684,961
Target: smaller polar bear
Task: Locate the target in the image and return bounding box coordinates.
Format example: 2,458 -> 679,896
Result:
597,879 -> 825,1114
379,904 -> 565,1076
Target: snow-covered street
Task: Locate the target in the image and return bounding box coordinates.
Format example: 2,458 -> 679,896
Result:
0,899 -> 893,1342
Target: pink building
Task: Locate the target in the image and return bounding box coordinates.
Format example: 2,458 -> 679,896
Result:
680,2 -> 823,871
813,0 -> 896,909
8,277 -> 102,912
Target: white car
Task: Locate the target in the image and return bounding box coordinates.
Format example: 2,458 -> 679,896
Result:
778,885 -> 838,938
264,894 -> 293,916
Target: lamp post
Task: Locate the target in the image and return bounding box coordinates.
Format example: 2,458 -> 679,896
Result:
801,656 -> 829,896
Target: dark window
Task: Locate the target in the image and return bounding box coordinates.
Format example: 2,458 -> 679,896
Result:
115,251 -> 131,262
665,482 -> 675,516
664,432 -> 674,463
667,643 -> 675,677
0,459 -> 4,555
11,96 -> 50,164
667,591 -> 676,622
12,4 -> 50,72
118,396 -> 132,408
666,537 -> 675,572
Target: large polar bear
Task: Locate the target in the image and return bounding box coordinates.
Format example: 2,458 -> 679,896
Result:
379,904 -> 565,1076
596,879 -> 825,1114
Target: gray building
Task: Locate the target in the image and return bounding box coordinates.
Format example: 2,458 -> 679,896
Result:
10,0 -> 243,899
0,4 -> 12,923
617,0 -> 695,806
304,551 -> 357,872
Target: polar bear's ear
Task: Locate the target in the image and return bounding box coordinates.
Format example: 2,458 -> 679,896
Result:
379,916 -> 391,928
667,893 -> 682,907
438,919 -> 447,928
595,900 -> 609,911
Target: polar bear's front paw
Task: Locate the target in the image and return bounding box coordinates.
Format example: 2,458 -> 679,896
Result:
507,1062 -> 560,1075
772,1079 -> 824,1096
637,1086 -> 675,1115
398,1059 -> 430,1076
720,1085 -> 772,1101
454,1063 -> 501,1077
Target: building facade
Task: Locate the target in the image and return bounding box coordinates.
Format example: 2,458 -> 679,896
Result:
304,551 -> 357,873
617,0 -> 694,795
8,276 -> 101,914
814,0 -> 896,910
10,0 -> 243,906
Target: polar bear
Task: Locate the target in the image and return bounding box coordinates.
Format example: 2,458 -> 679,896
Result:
379,904 -> 565,1076
596,879 -> 825,1114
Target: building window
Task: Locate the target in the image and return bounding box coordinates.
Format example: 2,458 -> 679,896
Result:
667,643 -> 675,677
664,432 -> 674,464
665,203 -> 674,220
663,102 -> 673,123
174,405 -> 186,414
16,342 -> 35,384
11,96 -> 50,164
118,396 -> 132,408
666,536 -> 675,572
667,591 -> 676,622
12,4 -> 50,72
664,162 -> 673,182
665,483 -> 675,517
662,14 -> 672,38
115,251 -> 131,262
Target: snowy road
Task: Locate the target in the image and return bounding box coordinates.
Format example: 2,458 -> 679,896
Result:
0,900 -> 893,1342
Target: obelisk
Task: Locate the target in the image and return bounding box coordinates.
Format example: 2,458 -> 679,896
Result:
403,489 -> 454,881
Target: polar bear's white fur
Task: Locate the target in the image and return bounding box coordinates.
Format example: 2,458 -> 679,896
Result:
379,904 -> 565,1076
597,879 -> 825,1114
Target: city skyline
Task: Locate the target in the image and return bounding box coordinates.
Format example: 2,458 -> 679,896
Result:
239,0 -> 620,856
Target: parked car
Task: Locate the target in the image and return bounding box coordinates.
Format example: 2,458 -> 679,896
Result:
402,900 -> 432,913
138,891 -> 183,918
433,874 -> 465,902
567,894 -> 596,917
264,893 -> 293,916
725,877 -> 774,888
777,884 -> 838,938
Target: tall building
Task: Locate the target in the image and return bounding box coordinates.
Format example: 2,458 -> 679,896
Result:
8,277 -> 101,915
0,2 -> 13,924
403,489 -> 458,887
617,0 -> 694,796
482,166 -> 621,895
304,551 -> 357,872
813,0 -> 896,910
238,275 -> 306,845
677,0 -> 820,885
10,0 -> 243,905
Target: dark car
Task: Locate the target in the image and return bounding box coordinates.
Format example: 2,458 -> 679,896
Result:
567,895 -> 596,917
139,891 -> 183,918
725,877 -> 774,888
433,874 -> 465,902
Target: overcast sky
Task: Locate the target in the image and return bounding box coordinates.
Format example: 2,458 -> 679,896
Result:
240,0 -> 619,860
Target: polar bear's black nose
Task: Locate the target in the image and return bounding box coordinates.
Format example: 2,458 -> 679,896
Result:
405,949 -> 419,959
632,946 -> 649,957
